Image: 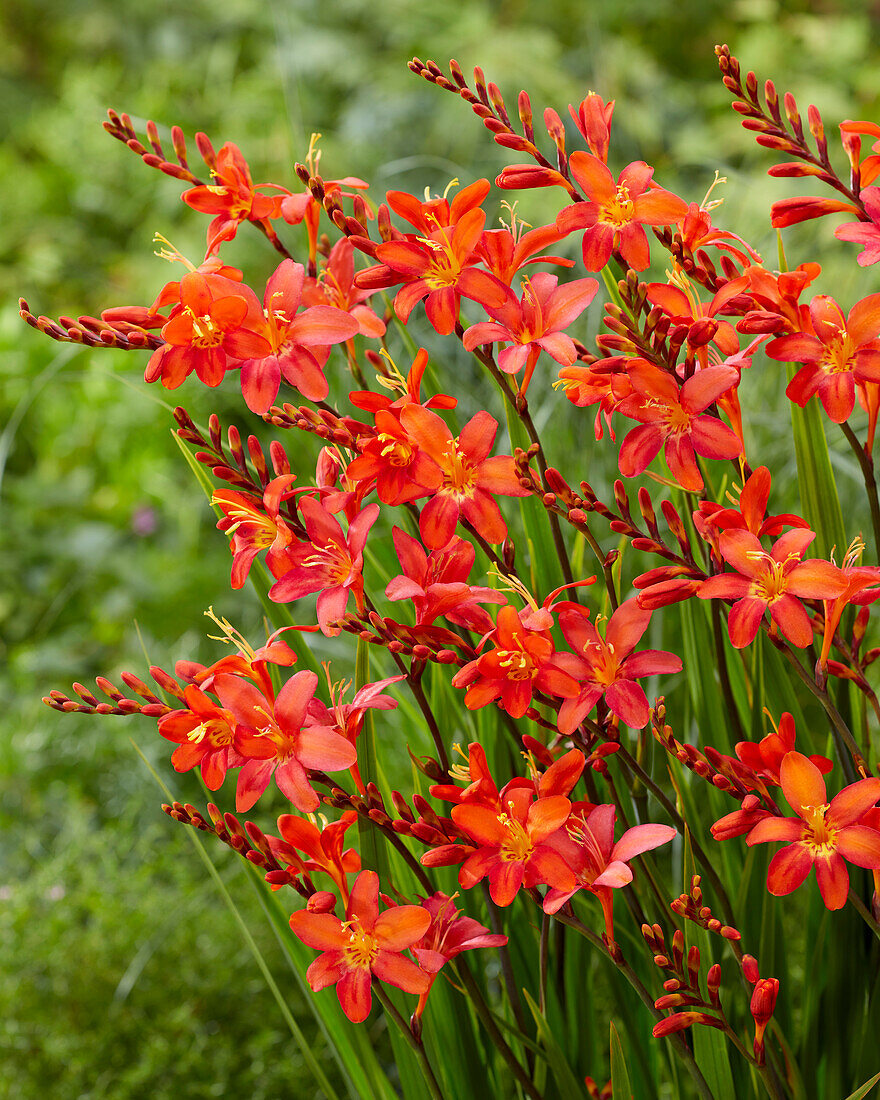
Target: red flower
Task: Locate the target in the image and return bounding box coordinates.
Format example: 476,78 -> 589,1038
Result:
385,528 -> 504,633
238,259 -> 360,412
269,497 -> 380,635
746,752 -> 880,910
181,142 -> 287,253
452,603 -> 580,720
410,892 -> 507,1018
289,869 -> 431,1023
213,669 -> 356,812
556,599 -> 682,733
616,362 -> 741,492
451,787 -> 576,906
463,272 -> 598,393
355,206 -> 510,335
399,404 -> 531,549
301,238 -> 386,339
271,810 -> 360,902
556,154 -> 688,271
213,474 -> 298,588
146,270 -> 270,389
306,670 -> 403,791
554,357 -> 631,441
543,804 -> 676,940
817,538 -> 880,671
765,293 -> 880,422
385,178 -> 491,235
475,220 -> 572,286
734,712 -> 832,787
569,92 -> 615,162
698,528 -> 846,649
158,684 -> 253,790
696,465 -> 807,541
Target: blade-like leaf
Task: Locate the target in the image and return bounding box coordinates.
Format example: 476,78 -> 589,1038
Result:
610,1020 -> 633,1100
843,1071 -> 880,1100
523,988 -> 586,1100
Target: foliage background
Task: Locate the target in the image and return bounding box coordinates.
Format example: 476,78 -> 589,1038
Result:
3,0 -> 880,1096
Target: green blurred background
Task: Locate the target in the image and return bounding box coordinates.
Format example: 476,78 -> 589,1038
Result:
3,1 -> 880,1096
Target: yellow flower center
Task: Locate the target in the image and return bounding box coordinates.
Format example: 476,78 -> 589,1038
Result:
800,803 -> 837,859
820,332 -> 856,375
440,443 -> 476,498
186,309 -> 224,348
600,184 -> 635,228
302,542 -> 352,585
497,648 -> 535,681
343,919 -> 379,969
417,231 -> 463,289
498,811 -> 534,862
378,433 -> 413,466
747,553 -> 792,604
187,718 -> 232,746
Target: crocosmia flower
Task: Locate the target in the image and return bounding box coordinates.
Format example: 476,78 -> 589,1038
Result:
543,804 -> 676,941
765,293 -> 880,422
698,528 -> 846,649
616,362 -> 741,491
555,599 -> 682,733
289,869 -> 431,1023
452,604 -> 580,719
746,751 -> 880,910
451,787 -> 576,906
146,270 -> 270,389
269,497 -> 380,635
400,405 -> 531,549
556,154 -> 688,271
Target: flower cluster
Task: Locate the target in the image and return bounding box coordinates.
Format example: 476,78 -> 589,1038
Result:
29,42 -> 880,1098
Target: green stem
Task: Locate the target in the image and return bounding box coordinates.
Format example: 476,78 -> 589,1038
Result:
372,984 -> 446,1100
482,885 -> 532,1048
710,599 -> 746,744
840,418 -> 880,559
847,885 -> 880,941
614,744 -> 737,926
458,326 -> 580,596
551,908 -> 717,1100
454,959 -> 544,1100
538,910 -> 550,1016
767,632 -> 862,782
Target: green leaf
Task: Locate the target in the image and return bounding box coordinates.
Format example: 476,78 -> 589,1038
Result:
523,988 -> 585,1100
129,738 -> 348,1100
843,1071 -> 880,1100
692,1021 -> 735,1100
610,1020 -> 633,1100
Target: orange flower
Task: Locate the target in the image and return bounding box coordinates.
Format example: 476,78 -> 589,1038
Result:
289,870 -> 430,1023
556,154 -> 687,271
452,604 -> 580,719
698,528 -> 846,649
399,404 -> 531,549
746,752 -> 880,910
